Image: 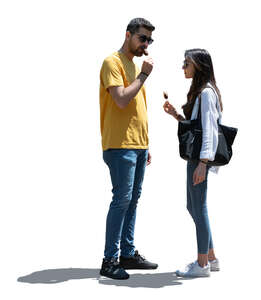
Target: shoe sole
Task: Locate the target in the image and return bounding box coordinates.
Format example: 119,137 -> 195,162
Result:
99,271 -> 129,280
176,274 -> 210,278
120,265 -> 158,270
175,271 -> 210,278
210,267 -> 220,272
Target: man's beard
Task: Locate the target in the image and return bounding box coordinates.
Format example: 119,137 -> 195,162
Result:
129,44 -> 144,57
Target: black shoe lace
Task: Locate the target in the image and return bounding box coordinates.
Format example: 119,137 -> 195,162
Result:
105,258 -> 120,272
134,250 -> 146,261
111,258 -> 119,267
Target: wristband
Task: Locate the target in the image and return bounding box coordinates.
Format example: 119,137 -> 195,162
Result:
140,72 -> 149,77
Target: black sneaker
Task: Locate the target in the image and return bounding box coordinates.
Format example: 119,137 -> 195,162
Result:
100,257 -> 129,280
120,250 -> 158,270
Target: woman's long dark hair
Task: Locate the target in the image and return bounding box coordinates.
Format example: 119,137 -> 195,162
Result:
182,48 -> 223,120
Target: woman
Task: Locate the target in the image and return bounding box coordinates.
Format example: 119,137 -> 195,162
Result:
163,49 -> 222,278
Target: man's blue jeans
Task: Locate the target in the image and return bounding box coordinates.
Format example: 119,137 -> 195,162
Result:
187,160 -> 214,254
103,149 -> 148,259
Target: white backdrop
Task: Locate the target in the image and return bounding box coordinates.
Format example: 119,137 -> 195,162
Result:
1,0 -> 260,299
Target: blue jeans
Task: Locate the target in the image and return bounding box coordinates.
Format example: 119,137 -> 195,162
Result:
103,149 -> 148,259
187,160 -> 214,254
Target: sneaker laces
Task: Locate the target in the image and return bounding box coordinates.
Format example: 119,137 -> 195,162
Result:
111,258 -> 120,266
104,257 -> 120,271
134,250 -> 146,261
185,261 -> 197,271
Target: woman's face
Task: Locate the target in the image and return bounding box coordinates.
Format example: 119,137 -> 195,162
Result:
182,57 -> 196,78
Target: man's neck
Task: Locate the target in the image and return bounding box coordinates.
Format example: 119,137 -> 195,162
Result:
119,44 -> 134,61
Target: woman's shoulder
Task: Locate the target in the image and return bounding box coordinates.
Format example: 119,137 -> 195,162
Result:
201,85 -> 216,97
201,85 -> 218,104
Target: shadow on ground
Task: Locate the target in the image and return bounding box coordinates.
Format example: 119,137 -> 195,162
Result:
17,268 -> 100,284
99,272 -> 183,288
18,268 -> 186,288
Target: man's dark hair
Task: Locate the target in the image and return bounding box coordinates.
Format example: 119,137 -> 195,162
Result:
126,18 -> 155,34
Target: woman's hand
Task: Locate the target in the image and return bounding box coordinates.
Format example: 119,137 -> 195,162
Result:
163,101 -> 178,117
163,101 -> 184,121
147,151 -> 152,166
193,162 -> 207,185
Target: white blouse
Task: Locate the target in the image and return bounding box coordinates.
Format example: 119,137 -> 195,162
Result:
191,83 -> 222,172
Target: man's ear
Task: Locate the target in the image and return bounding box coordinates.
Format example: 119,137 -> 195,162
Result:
125,31 -> 131,41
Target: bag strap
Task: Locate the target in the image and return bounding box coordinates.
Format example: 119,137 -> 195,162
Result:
197,85 -> 221,124
197,94 -> 202,122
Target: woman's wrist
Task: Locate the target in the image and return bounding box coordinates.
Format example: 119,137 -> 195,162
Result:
172,113 -> 178,119
172,113 -> 182,121
177,114 -> 185,121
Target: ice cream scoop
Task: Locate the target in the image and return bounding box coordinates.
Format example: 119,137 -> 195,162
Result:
163,91 -> 168,99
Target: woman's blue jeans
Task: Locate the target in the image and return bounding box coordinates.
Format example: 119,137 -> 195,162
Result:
187,160 -> 214,254
103,149 -> 148,259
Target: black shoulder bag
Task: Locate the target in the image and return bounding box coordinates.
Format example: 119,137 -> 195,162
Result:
178,90 -> 238,166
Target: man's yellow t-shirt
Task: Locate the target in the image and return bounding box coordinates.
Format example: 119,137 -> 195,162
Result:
99,51 -> 149,151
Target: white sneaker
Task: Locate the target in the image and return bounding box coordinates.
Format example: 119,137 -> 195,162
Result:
175,261 -> 210,278
209,259 -> 220,271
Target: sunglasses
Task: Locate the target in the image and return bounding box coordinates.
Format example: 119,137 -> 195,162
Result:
136,33 -> 154,45
183,60 -> 190,68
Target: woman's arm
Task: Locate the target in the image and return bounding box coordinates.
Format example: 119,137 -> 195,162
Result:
200,88 -> 219,161
193,88 -> 219,185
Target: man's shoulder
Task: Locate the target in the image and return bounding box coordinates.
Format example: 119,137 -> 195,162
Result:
101,52 -> 122,72
103,52 -> 121,64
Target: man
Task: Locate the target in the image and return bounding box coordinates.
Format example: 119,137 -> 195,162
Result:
99,18 -> 158,280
